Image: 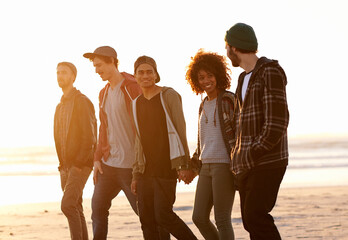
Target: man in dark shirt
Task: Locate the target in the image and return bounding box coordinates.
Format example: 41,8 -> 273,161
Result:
54,61 -> 97,240
136,94 -> 177,179
131,56 -> 197,240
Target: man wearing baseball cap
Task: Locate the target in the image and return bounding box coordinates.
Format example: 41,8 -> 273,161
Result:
83,46 -> 144,239
225,23 -> 289,239
130,56 -> 197,240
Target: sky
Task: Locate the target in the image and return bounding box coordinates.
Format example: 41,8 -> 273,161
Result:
0,0 -> 347,148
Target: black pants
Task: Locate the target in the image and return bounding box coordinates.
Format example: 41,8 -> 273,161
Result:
239,167 -> 286,240
137,175 -> 197,240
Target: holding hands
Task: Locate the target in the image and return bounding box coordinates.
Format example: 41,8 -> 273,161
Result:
178,169 -> 197,184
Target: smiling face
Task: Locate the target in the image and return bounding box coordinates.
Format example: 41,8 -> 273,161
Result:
92,56 -> 115,81
56,65 -> 74,90
134,63 -> 157,89
197,69 -> 217,97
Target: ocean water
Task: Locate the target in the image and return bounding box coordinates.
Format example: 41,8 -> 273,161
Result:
0,136 -> 347,206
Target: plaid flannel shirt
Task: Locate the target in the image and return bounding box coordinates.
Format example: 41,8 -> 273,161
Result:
231,57 -> 289,177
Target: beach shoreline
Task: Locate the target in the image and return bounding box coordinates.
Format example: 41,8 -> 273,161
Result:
1,185 -> 347,239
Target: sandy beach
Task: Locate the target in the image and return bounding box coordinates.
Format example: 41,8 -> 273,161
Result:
1,185 -> 347,239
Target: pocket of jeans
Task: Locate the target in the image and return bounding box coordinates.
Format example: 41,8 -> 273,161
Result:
79,167 -> 92,182
69,166 -> 91,187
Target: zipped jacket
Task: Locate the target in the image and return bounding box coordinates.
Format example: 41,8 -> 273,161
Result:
54,88 -> 97,170
231,57 -> 289,177
94,72 -> 142,163
132,87 -> 190,181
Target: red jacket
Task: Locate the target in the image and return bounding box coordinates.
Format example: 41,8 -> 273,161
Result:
94,72 -> 142,162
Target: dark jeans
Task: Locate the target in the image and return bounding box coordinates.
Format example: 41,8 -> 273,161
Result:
192,163 -> 235,240
91,164 -> 137,240
239,167 -> 286,240
60,166 -> 91,240
137,175 -> 197,240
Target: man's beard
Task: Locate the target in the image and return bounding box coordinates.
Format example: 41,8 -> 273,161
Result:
58,80 -> 68,89
229,49 -> 240,67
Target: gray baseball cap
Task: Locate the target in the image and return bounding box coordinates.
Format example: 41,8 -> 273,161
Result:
83,46 -> 117,59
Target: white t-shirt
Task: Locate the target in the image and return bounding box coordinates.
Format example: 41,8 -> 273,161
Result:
103,80 -> 135,168
242,72 -> 252,101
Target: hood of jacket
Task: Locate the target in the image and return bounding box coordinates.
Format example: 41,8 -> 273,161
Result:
243,57 -> 287,85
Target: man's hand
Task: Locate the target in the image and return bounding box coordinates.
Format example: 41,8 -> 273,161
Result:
131,180 -> 137,195
178,169 -> 196,184
93,161 -> 103,185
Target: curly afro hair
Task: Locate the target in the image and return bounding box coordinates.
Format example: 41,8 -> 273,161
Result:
185,49 -> 231,95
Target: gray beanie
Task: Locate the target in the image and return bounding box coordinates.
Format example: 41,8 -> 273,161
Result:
225,23 -> 258,51
57,62 -> 77,77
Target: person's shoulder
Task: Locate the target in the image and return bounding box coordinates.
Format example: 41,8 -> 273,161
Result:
121,72 -> 137,85
254,57 -> 287,83
75,90 -> 94,106
221,90 -> 235,97
162,86 -> 180,97
219,90 -> 235,101
256,57 -> 284,73
75,89 -> 86,99
161,87 -> 182,106
55,101 -> 62,111
121,72 -> 141,92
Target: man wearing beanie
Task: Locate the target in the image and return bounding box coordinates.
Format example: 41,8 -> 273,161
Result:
54,62 -> 97,240
225,23 -> 289,240
130,56 -> 197,240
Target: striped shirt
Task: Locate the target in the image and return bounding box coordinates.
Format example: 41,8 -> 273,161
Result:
190,90 -> 236,172
199,98 -> 230,164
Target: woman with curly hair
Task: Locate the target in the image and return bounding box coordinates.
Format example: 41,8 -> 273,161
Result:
186,49 -> 236,240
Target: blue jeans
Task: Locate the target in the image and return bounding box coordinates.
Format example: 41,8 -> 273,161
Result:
91,163 -> 137,240
137,175 -> 197,240
60,166 -> 92,240
192,163 -> 235,240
